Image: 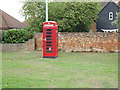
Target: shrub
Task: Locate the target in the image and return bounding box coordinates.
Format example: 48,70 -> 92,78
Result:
112,12 -> 120,30
2,29 -> 33,43
0,30 -> 4,43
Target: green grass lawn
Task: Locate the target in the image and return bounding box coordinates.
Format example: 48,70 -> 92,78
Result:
2,51 -> 118,88
0,52 -> 2,89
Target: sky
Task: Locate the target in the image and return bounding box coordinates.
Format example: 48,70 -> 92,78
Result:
0,0 -> 25,22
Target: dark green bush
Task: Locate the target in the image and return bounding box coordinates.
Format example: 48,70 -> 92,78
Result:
2,29 -> 33,43
0,30 -> 4,43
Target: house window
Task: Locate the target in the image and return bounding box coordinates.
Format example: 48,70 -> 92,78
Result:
109,12 -> 113,20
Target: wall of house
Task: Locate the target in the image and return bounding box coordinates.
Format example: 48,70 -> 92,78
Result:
96,2 -> 119,32
1,39 -> 35,52
34,32 -> 120,53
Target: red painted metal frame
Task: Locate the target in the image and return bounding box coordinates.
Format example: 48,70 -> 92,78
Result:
42,21 -> 58,58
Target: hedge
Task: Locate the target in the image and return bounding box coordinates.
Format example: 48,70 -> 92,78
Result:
0,30 -> 4,43
2,29 -> 33,43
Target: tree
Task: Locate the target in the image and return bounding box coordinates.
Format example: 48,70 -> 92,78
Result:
113,12 -> 120,30
21,2 -> 46,32
21,1 -> 101,32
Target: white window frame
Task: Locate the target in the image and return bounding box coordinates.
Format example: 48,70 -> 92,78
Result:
109,12 -> 113,20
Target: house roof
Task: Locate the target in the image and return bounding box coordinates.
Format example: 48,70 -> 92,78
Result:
23,20 -> 29,27
99,1 -> 119,15
0,9 -> 26,30
101,2 -> 108,7
100,0 -> 120,7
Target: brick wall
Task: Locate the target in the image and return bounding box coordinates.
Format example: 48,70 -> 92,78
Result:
1,39 -> 35,52
34,32 -> 120,53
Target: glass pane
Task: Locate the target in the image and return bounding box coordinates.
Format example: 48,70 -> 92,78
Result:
46,47 -> 52,50
46,38 -> 52,40
46,35 -> 52,37
46,51 -> 52,53
46,29 -> 52,31
46,41 -> 52,43
46,45 -> 52,46
46,32 -> 52,34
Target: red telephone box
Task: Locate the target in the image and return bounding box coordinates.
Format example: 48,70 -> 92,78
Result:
42,21 -> 58,58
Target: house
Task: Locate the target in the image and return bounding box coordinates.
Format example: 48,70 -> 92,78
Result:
23,20 -> 29,27
96,0 -> 119,32
0,9 -> 26,30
